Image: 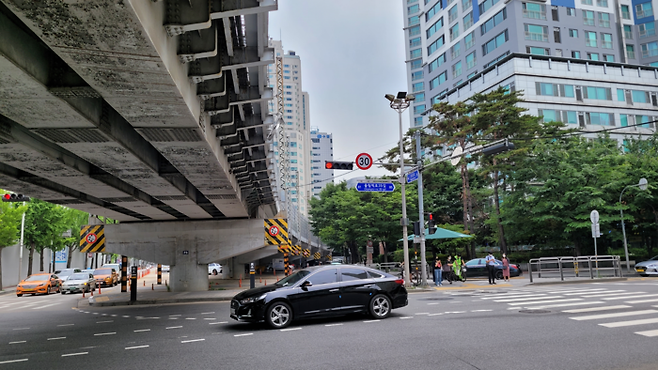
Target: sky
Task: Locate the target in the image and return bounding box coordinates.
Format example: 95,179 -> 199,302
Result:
268,0 -> 410,182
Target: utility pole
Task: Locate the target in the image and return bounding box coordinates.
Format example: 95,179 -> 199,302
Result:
415,131 -> 428,287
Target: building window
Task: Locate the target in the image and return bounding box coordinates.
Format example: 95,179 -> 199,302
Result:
463,12 -> 473,29
635,2 -> 654,18
479,0 -> 500,14
452,61 -> 463,78
467,71 -> 478,78
586,112 -> 614,126
481,9 -> 507,35
482,30 -> 509,56
536,82 -> 575,97
527,46 -> 550,55
569,29 -> 578,38
620,114 -> 629,127
429,72 -> 447,90
632,90 -> 650,103
567,7 -> 576,16
523,3 -> 547,20
588,52 -> 600,60
449,5 -> 459,23
427,18 -> 444,38
583,10 -> 595,26
412,71 -> 424,81
410,48 -> 422,59
466,51 -> 477,69
426,1 -> 443,21
410,59 -> 422,70
409,25 -> 421,37
410,37 -> 422,47
465,31 -> 475,49
581,0 -> 592,5
585,31 -> 598,47
525,24 -> 548,42
414,117 -> 423,126
596,0 -> 607,7
450,23 -> 460,41
451,42 -> 462,59
604,54 -> 614,62
408,4 -> 420,14
428,35 -> 445,55
413,105 -> 426,115
462,0 -> 472,11
409,15 -> 420,26
621,5 -> 630,19
636,115 -> 652,128
624,25 -> 633,39
428,53 -> 447,72
538,109 -> 559,122
572,50 -> 581,58
601,33 -> 613,48
639,22 -> 656,38
412,82 -> 424,92
598,12 -> 610,27
415,93 -> 425,102
626,44 -> 636,59
584,86 -> 612,100
641,42 -> 658,57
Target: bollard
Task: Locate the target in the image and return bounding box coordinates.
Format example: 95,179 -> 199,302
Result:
152,283 -> 154,290
250,263 -> 255,289
143,280 -> 145,287
82,289 -> 85,298
264,279 -> 266,286
239,278 -> 242,288
98,283 -> 101,295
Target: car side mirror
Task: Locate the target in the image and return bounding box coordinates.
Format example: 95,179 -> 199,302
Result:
301,280 -> 312,290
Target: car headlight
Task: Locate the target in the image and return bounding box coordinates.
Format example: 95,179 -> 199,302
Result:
647,264 -> 658,268
240,293 -> 267,305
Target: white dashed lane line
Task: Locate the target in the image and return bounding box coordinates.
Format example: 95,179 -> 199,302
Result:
96,320 -> 113,324
234,333 -> 253,337
47,337 -> 66,341
201,312 -> 215,315
134,329 -> 151,333
57,324 -> 74,327
94,332 -> 116,336
166,326 -> 183,330
363,320 -> 380,323
9,341 -> 26,344
181,339 -> 205,343
280,327 -> 302,332
325,323 -> 344,327
400,317 -> 413,320
0,359 -> 28,364
126,345 -> 150,350
203,318 -> 216,320
209,321 -> 227,325
61,352 -> 88,357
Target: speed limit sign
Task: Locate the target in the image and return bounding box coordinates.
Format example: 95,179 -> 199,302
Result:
355,153 -> 373,170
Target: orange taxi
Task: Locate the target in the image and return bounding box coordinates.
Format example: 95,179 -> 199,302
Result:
93,267 -> 118,287
16,273 -> 61,297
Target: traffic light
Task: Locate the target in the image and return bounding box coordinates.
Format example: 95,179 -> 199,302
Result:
481,141 -> 515,156
428,213 -> 437,235
325,161 -> 354,170
413,221 -> 421,236
2,193 -> 31,202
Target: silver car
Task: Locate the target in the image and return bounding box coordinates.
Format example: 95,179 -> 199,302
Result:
61,272 -> 96,294
635,255 -> 658,276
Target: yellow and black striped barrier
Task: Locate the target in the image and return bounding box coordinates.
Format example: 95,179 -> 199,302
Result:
314,252 -> 321,260
303,249 -> 310,258
80,225 -> 105,253
264,219 -> 289,245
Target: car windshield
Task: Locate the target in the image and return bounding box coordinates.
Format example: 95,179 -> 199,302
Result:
25,275 -> 49,282
69,273 -> 89,280
56,270 -> 74,276
650,255 -> 658,261
94,269 -> 112,275
274,270 -> 311,287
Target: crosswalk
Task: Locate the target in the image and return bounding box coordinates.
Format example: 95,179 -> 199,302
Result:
449,286 -> 658,338
0,295 -> 69,313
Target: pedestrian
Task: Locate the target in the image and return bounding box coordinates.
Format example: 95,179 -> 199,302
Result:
486,251 -> 496,284
502,253 -> 510,282
443,256 -> 453,284
453,254 -> 464,282
434,258 -> 443,286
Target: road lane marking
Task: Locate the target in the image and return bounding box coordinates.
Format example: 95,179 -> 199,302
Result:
570,310 -> 658,321
427,303 -> 440,305
13,328 -> 30,331
126,345 -> 150,350
203,318 -> 216,320
581,291 -> 640,298
134,329 -> 151,333
481,294 -> 548,300
62,352 -> 88,357
111,314 -> 117,317
523,301 -> 605,309
363,320 -> 381,323
635,329 -> 658,337
96,320 -> 113,324
325,323 -> 343,327
563,305 -> 632,313
185,318 -> 196,320
599,317 -> 658,328
471,309 -> 493,312
234,333 -> 253,337
9,341 -> 26,344
0,359 -> 28,364
122,315 -> 130,318
169,314 -> 181,317
47,337 -> 66,341
94,332 -> 116,336
508,299 -> 582,306
201,312 -> 215,315
57,324 -> 74,327
603,294 -> 656,301
166,326 -> 183,330
280,327 -> 302,332
494,296 -> 564,303
400,317 -> 413,319
625,298 -> 658,304
414,312 -> 429,315
445,311 -> 467,314
209,321 -> 227,325
428,313 -> 444,316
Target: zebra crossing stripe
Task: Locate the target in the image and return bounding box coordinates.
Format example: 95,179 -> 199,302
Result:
580,291 -> 636,298
635,329 -> 658,337
523,301 -> 605,310
562,305 -> 632,314
481,294 -> 547,300
625,298 -> 658,304
570,309 -> 658,321
599,317 -> 658,328
494,296 -> 564,303
547,288 -> 609,294
508,298 -> 582,306
602,294 -> 655,301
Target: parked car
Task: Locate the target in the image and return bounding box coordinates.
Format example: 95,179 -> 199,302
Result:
208,263 -> 222,275
230,265 -> 408,329
93,267 -> 118,287
463,258 -> 522,280
635,255 -> 658,276
54,268 -> 82,281
61,272 -> 96,294
16,273 -> 61,297
102,263 -> 121,273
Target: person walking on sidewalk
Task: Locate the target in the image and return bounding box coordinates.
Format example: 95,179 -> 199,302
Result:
434,258 -> 443,286
501,253 -> 511,282
486,251 -> 496,285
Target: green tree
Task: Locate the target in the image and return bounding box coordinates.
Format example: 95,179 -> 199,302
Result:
0,192 -> 27,289
59,208 -> 89,268
24,199 -> 66,275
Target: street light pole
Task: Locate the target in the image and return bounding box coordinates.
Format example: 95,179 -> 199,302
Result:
620,178 -> 648,273
385,92 -> 415,287
415,130 -> 428,287
17,201 -> 26,283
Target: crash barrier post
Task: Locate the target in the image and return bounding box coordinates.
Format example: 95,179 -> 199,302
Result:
130,266 -> 137,302
528,255 -> 622,283
157,264 -> 162,285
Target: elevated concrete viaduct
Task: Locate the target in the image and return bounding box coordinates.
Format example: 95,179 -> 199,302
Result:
0,0 -> 330,290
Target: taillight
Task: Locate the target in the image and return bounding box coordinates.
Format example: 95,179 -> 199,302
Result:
394,279 -> 404,285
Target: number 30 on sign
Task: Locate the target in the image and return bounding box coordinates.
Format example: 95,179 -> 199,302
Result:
355,153 -> 372,170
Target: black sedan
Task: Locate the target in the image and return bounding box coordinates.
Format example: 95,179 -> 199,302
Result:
230,265 -> 408,329
463,258 -> 522,280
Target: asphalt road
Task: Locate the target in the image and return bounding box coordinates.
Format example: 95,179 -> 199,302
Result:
1,280 -> 658,370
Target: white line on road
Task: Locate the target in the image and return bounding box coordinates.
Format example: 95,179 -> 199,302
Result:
481,294 -> 548,300
181,339 -> 206,344
169,314 -> 181,317
414,312 -> 429,315
471,309 -> 493,312
570,309 -> 658,321
209,321 -> 227,325
9,341 -> 26,344
547,288 -> 608,294
562,305 -> 631,313
280,327 -> 302,332
603,294 -> 656,301
508,298 -> 582,306
625,298 -> 658,304
185,318 -> 196,320
96,320 -> 113,324
203,318 -> 216,320
111,314 -> 117,317
201,312 -> 215,315
599,317 -> 658,328
635,329 -> 658,337
166,326 -> 183,330
445,311 -> 467,314
400,317 -> 413,319
523,301 -> 605,310
325,323 -> 344,326
125,345 -> 150,350
57,324 -> 75,327
47,337 -> 66,341
428,313 -> 444,316
363,320 -> 381,323
0,359 -> 28,364
494,296 -> 564,303
134,329 -> 151,333
427,303 -> 440,305
234,333 -> 253,337
61,352 -> 88,357
122,315 -> 130,318
94,332 -> 116,336
581,291 -> 641,298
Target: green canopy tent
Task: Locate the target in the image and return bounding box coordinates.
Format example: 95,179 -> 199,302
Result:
400,228 -> 473,241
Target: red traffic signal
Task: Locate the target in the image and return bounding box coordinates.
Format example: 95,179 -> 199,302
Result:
1,193 -> 30,202
325,161 -> 353,170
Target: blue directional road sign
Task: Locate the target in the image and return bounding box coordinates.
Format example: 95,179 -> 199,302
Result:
356,182 -> 395,192
406,170 -> 419,183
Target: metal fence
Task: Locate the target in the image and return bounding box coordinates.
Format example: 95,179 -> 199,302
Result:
528,255 -> 623,282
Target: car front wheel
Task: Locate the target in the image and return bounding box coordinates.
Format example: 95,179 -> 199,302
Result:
369,294 -> 391,319
265,302 -> 292,329
496,270 -> 504,280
